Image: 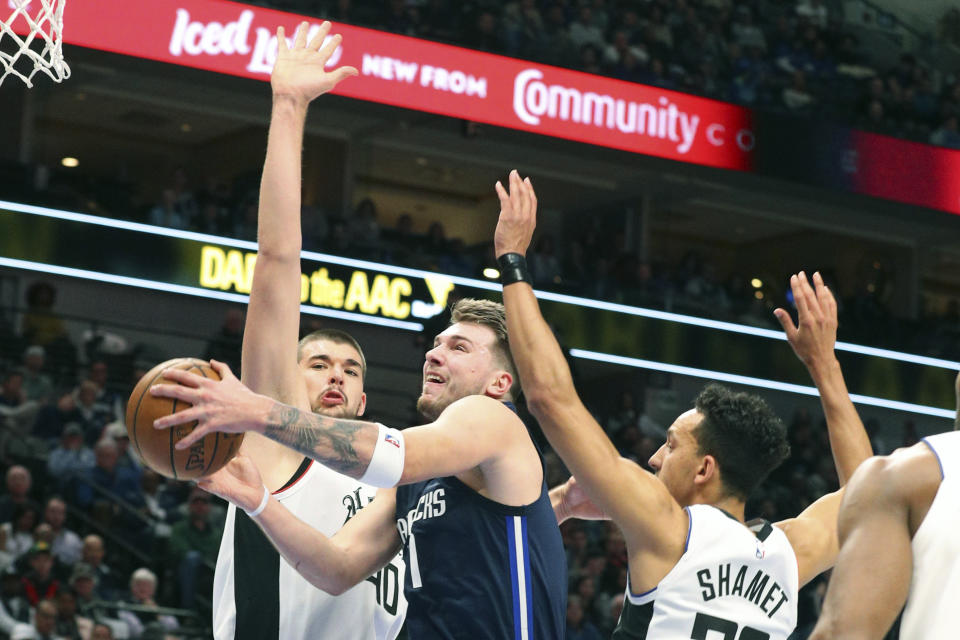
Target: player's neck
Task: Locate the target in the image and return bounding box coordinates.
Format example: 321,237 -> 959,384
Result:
241,432 -> 308,491
710,495 -> 746,523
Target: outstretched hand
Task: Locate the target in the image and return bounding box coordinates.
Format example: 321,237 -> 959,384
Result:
493,169 -> 538,258
774,271 -> 838,369
560,475 -> 609,522
271,21 -> 358,104
197,455 -> 266,513
150,360 -> 272,450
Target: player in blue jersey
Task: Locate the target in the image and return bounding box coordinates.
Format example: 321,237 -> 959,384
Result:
493,171 -> 874,639
151,293 -> 567,638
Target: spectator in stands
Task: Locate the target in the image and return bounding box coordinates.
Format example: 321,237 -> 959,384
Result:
0,370 -> 25,409
20,347 -> 52,404
148,189 -> 189,230
54,588 -> 92,640
503,0 -> 545,58
22,283 -> 68,350
203,308 -> 243,375
167,489 -> 220,609
80,536 -> 118,603
348,198 -> 381,257
565,594 -> 603,640
20,543 -> 58,607
8,597 -> 58,640
53,381 -> 115,447
47,424 -> 96,486
541,4 -> 576,67
731,6 -> 766,52
783,70 -> 816,110
102,422 -> 140,473
466,9 -> 504,53
1,568 -> 32,631
930,114 -> 960,149
69,563 -> 98,616
117,568 -> 178,639
85,361 -> 122,421
73,439 -> 141,511
569,6 -> 605,52
42,499 -> 81,568
0,467 -> 37,528
90,622 -> 114,640
138,471 -> 176,531
796,0 -> 828,28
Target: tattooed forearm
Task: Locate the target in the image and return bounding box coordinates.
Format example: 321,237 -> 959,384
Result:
263,403 -> 374,477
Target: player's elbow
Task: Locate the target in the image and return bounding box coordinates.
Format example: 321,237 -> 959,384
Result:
524,383 -> 576,421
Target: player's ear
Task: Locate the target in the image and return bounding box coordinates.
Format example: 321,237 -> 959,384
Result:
485,370 -> 513,399
357,392 -> 367,417
695,454 -> 718,486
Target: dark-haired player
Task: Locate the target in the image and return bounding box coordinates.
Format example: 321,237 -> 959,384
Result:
494,170 -> 873,638
210,22 -> 404,640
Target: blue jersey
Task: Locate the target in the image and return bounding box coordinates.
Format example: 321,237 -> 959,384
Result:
394,408 -> 566,639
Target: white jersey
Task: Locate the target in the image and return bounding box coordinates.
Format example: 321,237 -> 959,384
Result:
900,432 -> 960,640
615,504 -> 798,639
212,459 -> 406,640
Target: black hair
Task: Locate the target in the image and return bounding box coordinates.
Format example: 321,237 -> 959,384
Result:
693,384 -> 791,501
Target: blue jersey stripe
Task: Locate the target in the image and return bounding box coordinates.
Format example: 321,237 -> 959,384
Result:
507,516 -> 522,640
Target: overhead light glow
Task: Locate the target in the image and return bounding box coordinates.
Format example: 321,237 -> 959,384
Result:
750,278 -> 762,288
61,157 -> 79,168
483,267 -> 500,280
569,349 -> 956,419
2,199 -> 958,371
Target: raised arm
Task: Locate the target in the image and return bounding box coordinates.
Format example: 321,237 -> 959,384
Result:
198,454 -> 400,594
153,362 -> 536,498
241,22 -> 357,400
493,171 -> 687,563
772,272 -> 873,585
774,271 -> 872,485
808,445 -> 941,640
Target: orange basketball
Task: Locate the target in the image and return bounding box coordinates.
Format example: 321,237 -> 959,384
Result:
125,358 -> 244,480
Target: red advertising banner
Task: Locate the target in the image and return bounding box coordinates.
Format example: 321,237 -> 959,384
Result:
10,0 -> 960,215
12,0 -> 754,172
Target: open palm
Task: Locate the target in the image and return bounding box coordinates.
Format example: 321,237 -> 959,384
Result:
271,21 -> 358,104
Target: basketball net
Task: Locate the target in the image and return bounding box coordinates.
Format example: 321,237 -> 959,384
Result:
0,0 -> 70,87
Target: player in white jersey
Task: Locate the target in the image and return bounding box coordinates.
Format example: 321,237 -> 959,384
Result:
493,172 -> 874,638
210,21 -> 404,640
810,386 -> 960,640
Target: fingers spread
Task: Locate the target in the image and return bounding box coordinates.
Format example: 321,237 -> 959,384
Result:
308,21 -> 331,51
773,307 -> 797,339
174,427 -> 205,450
150,383 -> 199,404
276,26 -> 288,53
317,31 -> 340,61
159,368 -> 204,387
294,21 -> 309,49
495,180 -> 509,206
153,406 -> 201,430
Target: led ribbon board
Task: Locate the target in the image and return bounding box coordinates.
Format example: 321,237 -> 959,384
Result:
2,200 -> 957,417
13,0 -> 954,213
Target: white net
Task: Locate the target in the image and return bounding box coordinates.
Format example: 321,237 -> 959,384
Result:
0,0 -> 70,87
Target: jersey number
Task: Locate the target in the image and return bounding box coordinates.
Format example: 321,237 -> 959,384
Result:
690,613 -> 770,640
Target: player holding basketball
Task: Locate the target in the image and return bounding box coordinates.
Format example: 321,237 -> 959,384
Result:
493,171 -> 874,639
152,214 -> 566,634
210,22 -> 405,640
808,375 -> 960,640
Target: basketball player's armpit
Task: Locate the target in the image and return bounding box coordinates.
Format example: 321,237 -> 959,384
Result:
262,403 -> 374,477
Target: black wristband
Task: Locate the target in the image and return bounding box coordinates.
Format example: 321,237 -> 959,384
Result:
497,252 -> 532,286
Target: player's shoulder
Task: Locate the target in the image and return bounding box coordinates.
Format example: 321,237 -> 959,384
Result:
852,444 -> 941,502
443,394 -> 524,425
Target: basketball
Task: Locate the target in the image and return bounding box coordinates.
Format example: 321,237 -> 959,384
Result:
125,357 -> 244,480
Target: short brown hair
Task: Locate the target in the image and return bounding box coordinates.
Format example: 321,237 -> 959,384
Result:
449,298 -> 520,398
297,329 -> 367,380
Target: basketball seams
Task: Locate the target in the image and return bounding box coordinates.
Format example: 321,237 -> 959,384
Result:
130,357 -> 189,471
127,357 -> 237,480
